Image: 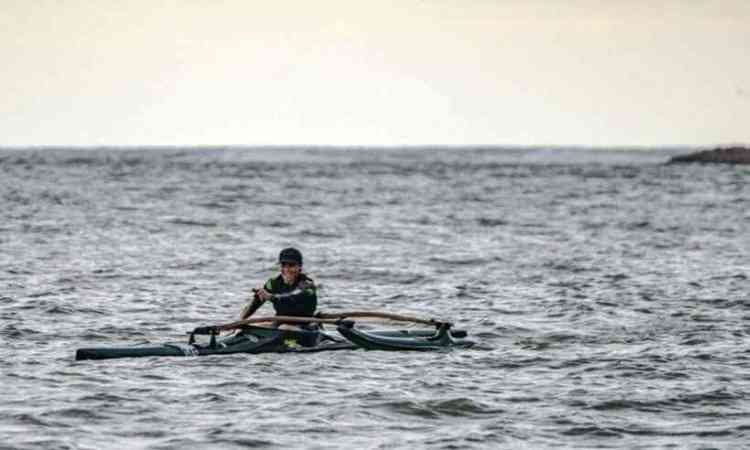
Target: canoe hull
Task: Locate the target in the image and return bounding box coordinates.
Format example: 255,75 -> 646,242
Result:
75,327 -> 354,361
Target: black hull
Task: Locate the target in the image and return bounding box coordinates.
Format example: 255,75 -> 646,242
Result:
75,327 -> 354,361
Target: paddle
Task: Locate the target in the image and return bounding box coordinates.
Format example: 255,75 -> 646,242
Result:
244,287 -> 449,327
243,288 -> 450,327
187,315 -> 340,345
192,315 -> 350,335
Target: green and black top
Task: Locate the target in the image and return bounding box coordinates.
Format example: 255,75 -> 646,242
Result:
242,273 -> 317,319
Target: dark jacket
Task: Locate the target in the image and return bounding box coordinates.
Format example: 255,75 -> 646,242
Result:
243,273 -> 317,318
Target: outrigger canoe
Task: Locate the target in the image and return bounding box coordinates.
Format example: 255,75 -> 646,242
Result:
75,312 -> 474,361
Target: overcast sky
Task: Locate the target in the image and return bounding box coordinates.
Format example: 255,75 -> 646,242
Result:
2,1 -> 749,148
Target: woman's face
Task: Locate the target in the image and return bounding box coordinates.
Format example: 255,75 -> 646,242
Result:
280,262 -> 301,284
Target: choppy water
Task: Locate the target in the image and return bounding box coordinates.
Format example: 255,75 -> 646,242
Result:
1,147 -> 748,449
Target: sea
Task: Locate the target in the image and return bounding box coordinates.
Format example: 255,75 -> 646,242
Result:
0,146 -> 748,449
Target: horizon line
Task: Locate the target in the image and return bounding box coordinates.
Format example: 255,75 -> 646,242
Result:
1,143 -> 744,152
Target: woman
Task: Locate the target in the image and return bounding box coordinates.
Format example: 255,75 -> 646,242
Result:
240,247 -> 317,329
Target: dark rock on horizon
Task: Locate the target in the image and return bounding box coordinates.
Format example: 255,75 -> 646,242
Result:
668,146 -> 750,164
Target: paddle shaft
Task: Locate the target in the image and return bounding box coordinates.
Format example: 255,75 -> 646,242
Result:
213,315 -> 344,332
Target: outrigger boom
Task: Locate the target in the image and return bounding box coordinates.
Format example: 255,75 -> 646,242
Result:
192,311 -> 451,336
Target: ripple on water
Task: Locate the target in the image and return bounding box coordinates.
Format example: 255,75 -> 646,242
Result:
378,397 -> 503,419
43,408 -> 110,421
5,413 -> 66,429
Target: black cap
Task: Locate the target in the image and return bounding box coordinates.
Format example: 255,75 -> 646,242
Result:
278,247 -> 303,265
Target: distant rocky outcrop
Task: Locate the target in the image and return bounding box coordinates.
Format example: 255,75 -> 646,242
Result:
668,146 -> 750,164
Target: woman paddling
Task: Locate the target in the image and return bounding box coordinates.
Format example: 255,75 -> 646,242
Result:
240,247 -> 317,330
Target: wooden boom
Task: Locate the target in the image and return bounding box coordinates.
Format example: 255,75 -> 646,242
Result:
191,311 -> 450,335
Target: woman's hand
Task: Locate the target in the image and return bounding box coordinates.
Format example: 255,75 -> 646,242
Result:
255,287 -> 274,301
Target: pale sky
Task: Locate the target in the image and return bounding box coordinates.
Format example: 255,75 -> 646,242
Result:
1,1 -> 749,147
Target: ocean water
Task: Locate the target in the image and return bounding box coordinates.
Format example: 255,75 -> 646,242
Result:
0,146 -> 748,449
